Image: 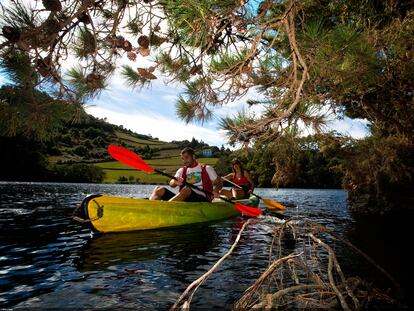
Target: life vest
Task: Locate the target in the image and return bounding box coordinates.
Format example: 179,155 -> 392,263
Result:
179,163 -> 214,202
233,173 -> 250,186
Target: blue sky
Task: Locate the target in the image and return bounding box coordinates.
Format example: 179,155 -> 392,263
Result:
0,70 -> 370,146
85,71 -> 370,146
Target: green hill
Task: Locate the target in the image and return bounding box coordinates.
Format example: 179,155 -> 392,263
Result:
0,85 -> 224,183
46,116 -> 221,183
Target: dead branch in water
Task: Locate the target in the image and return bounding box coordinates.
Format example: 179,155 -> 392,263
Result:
170,218 -> 254,311
235,219 -> 403,310
171,216 -> 403,310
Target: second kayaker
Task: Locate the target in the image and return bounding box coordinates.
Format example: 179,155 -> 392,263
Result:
149,147 -> 223,202
220,158 -> 254,200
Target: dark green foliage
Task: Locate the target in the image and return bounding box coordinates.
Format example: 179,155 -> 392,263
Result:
72,145 -> 89,157
171,137 -> 209,151
320,134 -> 414,213
84,127 -> 102,139
0,50 -> 37,86
134,145 -> 153,159
0,136 -> 48,181
51,163 -> 105,183
117,175 -> 128,183
216,135 -> 343,189
93,136 -> 106,148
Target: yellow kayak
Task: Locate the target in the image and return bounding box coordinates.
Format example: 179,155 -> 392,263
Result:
77,194 -> 260,233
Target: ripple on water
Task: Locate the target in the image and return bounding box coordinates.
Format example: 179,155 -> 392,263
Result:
0,182 -> 408,309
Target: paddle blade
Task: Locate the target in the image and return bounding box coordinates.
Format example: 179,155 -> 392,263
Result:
234,203 -> 263,217
108,144 -> 154,172
263,198 -> 286,211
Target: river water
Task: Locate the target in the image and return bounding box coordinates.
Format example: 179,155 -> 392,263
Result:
0,182 -> 411,308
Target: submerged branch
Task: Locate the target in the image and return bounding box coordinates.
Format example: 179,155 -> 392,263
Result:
172,216 -> 403,310
170,218 -> 254,311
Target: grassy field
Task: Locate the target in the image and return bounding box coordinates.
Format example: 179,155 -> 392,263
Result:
98,169 -> 171,184
95,157 -> 219,183
115,131 -> 166,146
50,126 -> 220,184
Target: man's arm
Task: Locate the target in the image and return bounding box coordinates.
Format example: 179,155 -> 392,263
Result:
170,168 -> 184,188
206,166 -> 223,192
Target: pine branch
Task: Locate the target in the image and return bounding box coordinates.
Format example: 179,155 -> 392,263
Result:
121,65 -> 150,89
0,49 -> 37,86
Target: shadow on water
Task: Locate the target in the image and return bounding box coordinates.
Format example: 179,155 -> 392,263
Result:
76,223 -> 221,273
346,211 -> 414,306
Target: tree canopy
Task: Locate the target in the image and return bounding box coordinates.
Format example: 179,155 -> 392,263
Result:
1,0 -> 413,213
0,0 -> 412,141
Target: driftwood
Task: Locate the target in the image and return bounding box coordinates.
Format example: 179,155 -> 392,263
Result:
170,219 -> 254,311
171,216 -> 403,310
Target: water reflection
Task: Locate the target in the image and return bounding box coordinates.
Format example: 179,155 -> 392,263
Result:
77,223 -> 221,273
0,182 -> 410,308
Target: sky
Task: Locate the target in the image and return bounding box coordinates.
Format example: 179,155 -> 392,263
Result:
0,68 -> 370,147
84,71 -> 370,146
0,0 -> 370,147
85,74 -> 271,146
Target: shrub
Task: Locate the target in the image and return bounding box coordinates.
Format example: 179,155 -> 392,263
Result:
51,163 -> 105,183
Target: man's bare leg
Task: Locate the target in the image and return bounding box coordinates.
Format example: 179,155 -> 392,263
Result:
169,186 -> 191,202
149,186 -> 166,200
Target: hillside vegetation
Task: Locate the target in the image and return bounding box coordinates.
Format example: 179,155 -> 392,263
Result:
0,85 -> 221,183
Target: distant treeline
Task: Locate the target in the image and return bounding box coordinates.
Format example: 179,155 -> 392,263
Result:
215,135 -> 343,189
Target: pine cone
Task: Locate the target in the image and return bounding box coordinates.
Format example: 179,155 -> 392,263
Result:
42,0 -> 62,11
138,47 -> 150,57
138,35 -> 149,48
116,35 -> 125,48
36,57 -> 52,77
86,73 -> 104,88
103,37 -> 115,47
137,67 -> 157,80
148,66 -> 155,73
44,19 -> 61,35
79,12 -> 91,24
2,26 -> 21,43
123,40 -> 133,52
127,51 -> 137,61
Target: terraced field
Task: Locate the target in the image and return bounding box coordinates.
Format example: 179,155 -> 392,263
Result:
93,132 -> 218,183
95,157 -> 219,183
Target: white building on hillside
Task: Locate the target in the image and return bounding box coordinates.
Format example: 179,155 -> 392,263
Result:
201,149 -> 213,157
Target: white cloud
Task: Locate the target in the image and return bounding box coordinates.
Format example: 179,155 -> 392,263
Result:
0,75 -> 8,85
328,117 -> 370,138
87,106 -> 228,146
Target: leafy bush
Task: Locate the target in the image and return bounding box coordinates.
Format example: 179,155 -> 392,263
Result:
117,175 -> 128,183
73,145 -> 89,157
51,163 -> 105,183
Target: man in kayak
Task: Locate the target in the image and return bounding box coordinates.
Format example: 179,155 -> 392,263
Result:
149,147 -> 223,202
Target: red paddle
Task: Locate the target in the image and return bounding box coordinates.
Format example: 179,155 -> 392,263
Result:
108,144 -> 263,217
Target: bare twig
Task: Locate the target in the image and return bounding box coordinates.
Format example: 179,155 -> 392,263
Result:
170,218 -> 253,311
